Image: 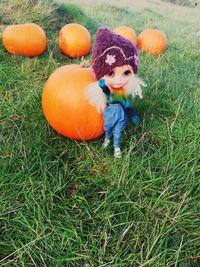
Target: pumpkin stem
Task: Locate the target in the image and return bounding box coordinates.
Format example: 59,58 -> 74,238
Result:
80,57 -> 91,68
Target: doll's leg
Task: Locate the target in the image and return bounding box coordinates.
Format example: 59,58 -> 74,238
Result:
102,139 -> 111,148
113,107 -> 127,158
113,123 -> 126,158
113,120 -> 126,147
125,107 -> 140,126
102,106 -> 114,148
102,132 -> 112,148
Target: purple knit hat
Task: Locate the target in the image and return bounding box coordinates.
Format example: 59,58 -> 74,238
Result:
92,27 -> 139,80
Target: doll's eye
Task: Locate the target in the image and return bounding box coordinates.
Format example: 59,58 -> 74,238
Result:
107,71 -> 114,77
124,70 -> 131,76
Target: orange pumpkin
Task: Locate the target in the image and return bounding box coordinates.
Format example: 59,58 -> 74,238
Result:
42,64 -> 104,140
2,23 -> 47,56
137,29 -> 167,55
113,26 -> 137,44
58,23 -> 91,58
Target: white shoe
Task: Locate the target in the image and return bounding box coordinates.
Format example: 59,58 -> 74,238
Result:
102,138 -> 111,148
114,147 -> 122,158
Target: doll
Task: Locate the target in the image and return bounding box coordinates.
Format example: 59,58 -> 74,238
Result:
86,28 -> 146,158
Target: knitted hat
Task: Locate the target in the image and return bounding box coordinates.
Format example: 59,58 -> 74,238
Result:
92,27 -> 139,80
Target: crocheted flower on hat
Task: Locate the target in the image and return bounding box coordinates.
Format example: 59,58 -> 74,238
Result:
105,54 -> 116,65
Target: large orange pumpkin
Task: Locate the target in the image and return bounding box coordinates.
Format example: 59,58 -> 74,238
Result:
58,23 -> 91,58
42,65 -> 104,140
113,26 -> 137,44
137,29 -> 167,55
2,23 -> 47,56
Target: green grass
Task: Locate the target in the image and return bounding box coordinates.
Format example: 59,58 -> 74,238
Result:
0,0 -> 200,266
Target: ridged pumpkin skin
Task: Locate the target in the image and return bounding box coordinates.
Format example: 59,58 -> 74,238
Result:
42,65 -> 104,140
137,29 -> 167,55
58,23 -> 91,58
2,23 -> 47,56
113,26 -> 137,44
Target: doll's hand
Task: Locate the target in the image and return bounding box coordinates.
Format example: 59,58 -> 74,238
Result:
126,107 -> 140,126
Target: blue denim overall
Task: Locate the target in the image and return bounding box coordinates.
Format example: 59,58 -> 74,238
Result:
99,79 -> 139,148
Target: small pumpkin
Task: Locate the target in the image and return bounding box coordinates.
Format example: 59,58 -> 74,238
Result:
113,26 -> 137,44
58,23 -> 91,58
2,23 -> 47,56
42,64 -> 104,140
137,29 -> 167,55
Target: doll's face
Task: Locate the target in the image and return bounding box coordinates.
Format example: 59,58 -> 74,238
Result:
103,65 -> 133,89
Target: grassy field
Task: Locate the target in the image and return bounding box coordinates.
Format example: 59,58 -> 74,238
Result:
0,0 -> 200,266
